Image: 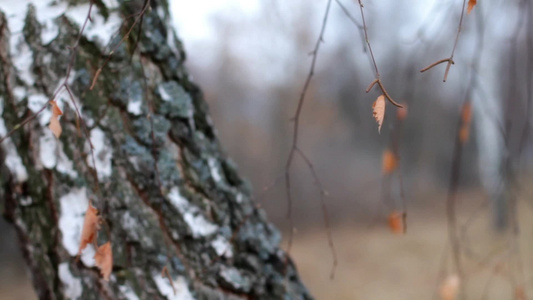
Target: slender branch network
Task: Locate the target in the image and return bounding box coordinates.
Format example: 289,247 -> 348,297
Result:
283,0 -> 337,277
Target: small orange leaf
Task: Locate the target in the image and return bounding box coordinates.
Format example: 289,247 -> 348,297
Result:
49,100 -> 63,138
439,274 -> 460,300
94,242 -> 112,281
515,286 -> 526,300
396,105 -> 408,121
459,102 -> 472,144
382,149 -> 398,174
372,95 -> 386,133
388,211 -> 406,234
77,203 -> 100,257
467,0 -> 477,14
461,102 -> 472,124
459,126 -> 469,144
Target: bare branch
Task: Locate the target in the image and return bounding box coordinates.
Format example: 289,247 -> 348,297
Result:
420,0 -> 468,82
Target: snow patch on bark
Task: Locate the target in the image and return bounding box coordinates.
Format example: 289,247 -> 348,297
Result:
211,235 -> 233,258
0,98 -> 28,182
59,187 -> 89,256
167,187 -> 217,237
119,285 -> 140,300
39,130 -> 58,169
65,4 -> 122,48
219,266 -> 249,291
28,94 -> 52,126
127,98 -> 142,116
102,0 -> 120,10
12,42 -> 34,86
38,129 -> 78,177
2,0 -> 67,84
153,273 -> 195,300
56,146 -> 78,178
87,127 -> 113,181
208,157 -> 223,183
58,263 -> 83,300
157,85 -> 172,102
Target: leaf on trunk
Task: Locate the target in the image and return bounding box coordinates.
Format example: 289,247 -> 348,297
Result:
49,100 -> 63,138
388,211 -> 405,234
372,95 -> 386,133
382,149 -> 398,175
467,0 -> 477,14
439,274 -> 460,300
77,203 -> 100,257
94,242 -> 112,281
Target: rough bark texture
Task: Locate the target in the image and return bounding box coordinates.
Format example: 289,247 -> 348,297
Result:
0,1 -> 311,299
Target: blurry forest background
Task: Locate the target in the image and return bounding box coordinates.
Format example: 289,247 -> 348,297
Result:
2,0 -> 533,299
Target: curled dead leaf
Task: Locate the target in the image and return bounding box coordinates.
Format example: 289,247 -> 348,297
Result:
382,149 -> 398,175
49,100 -> 63,138
77,203 -> 100,257
439,274 -> 460,300
388,211 -> 406,235
94,242 -> 112,281
373,95 -> 386,133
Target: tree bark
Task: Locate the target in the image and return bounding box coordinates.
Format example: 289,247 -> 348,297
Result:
0,1 -> 311,299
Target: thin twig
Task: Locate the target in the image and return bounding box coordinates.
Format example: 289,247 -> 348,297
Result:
90,0 -> 151,90
419,0 -> 468,82
0,1 -> 96,143
294,147 -> 338,279
284,0 -> 333,260
357,0 -> 403,108
334,0 -> 366,52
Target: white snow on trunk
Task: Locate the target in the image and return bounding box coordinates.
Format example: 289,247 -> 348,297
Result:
0,98 -> 28,182
153,273 -> 195,300
167,187 -> 218,237
208,157 -> 223,183
58,263 -> 83,300
87,127 -> 113,181
65,3 -> 122,48
211,235 -> 233,258
39,130 -> 58,169
58,187 -> 89,256
119,285 -> 140,300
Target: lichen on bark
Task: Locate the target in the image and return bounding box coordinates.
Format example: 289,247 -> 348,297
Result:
0,1 -> 312,299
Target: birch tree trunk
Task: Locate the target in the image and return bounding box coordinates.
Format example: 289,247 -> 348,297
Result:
0,1 -> 311,299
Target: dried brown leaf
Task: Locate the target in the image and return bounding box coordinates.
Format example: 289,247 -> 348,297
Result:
439,274 -> 460,300
467,0 -> 477,14
515,286 -> 526,300
77,204 -> 100,257
388,211 -> 405,235
372,95 -> 386,133
459,102 -> 472,144
396,105 -> 408,121
94,242 -> 112,281
49,100 -> 63,138
382,149 -> 398,175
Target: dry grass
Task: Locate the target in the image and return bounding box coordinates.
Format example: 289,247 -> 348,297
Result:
290,188 -> 533,300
